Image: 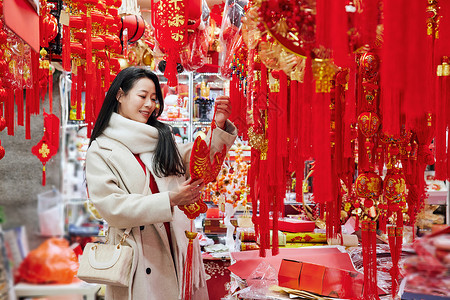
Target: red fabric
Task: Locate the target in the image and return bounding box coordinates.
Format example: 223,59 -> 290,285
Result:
134,154 -> 173,253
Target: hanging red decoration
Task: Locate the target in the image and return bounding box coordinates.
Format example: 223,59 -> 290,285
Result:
31,138 -> 57,186
0,144 -> 4,160
178,111 -> 227,300
151,0 -> 188,86
31,113 -> 60,186
121,15 -> 146,44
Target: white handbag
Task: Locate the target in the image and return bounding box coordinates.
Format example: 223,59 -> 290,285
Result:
77,228 -> 133,287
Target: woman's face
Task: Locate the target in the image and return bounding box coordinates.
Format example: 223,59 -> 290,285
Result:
117,77 -> 159,123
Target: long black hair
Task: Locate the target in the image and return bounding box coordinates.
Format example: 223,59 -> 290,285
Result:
89,66 -> 186,177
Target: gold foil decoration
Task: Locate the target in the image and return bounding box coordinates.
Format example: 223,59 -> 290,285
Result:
248,126 -> 268,160
312,59 -> 338,93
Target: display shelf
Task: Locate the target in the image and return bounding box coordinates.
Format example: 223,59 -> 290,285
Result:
426,190 -> 448,205
14,282 -> 100,300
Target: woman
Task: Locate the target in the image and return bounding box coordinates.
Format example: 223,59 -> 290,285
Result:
85,67 -> 237,299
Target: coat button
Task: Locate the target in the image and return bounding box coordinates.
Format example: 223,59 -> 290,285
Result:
140,225 -> 145,230
146,268 -> 151,275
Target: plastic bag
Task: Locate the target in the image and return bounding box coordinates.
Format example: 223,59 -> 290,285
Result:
18,238 -> 79,284
233,261 -> 278,299
218,0 -> 248,78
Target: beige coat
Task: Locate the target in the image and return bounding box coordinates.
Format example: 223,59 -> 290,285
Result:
85,113 -> 237,300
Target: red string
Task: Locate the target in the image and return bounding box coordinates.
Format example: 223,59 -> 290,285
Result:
49,68 -> 53,114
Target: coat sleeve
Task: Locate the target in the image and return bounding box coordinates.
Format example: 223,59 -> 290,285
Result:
208,120 -> 238,157
176,120 -> 238,179
85,142 -> 173,229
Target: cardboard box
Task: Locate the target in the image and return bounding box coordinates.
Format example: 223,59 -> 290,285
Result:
269,218 -> 315,233
278,259 -> 366,298
204,218 -> 237,234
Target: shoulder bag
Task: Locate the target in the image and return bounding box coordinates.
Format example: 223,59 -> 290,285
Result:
77,228 -> 133,287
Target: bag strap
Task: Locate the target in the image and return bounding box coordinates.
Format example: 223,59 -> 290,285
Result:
106,227 -> 132,245
119,228 -> 132,245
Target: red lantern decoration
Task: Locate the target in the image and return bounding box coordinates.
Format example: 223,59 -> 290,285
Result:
358,112 -> 381,138
384,171 -> 406,211
121,15 -> 146,44
355,171 -> 382,199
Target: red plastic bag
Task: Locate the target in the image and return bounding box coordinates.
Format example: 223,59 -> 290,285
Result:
18,238 -> 79,284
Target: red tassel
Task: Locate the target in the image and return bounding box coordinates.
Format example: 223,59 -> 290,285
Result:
362,220 -> 380,300
76,66 -> 83,120
435,68 -> 449,180
16,88 -> 24,126
359,0 -> 379,48
381,0 -> 407,137
301,57 -> 313,159
182,230 -> 197,300
42,165 -> 46,186
258,159 -> 270,257
344,62 -> 356,159
164,53 -> 178,87
330,0 -> 349,67
25,90 -> 31,139
85,9 -> 93,74
388,225 -> 403,298
71,71 -> 77,107
85,72 -> 92,129
6,89 -> 14,136
289,79 -> 298,168
404,1 -> 431,129
312,92 -> 332,203
103,56 -> 110,94
62,25 -> 71,71
315,0 -> 331,49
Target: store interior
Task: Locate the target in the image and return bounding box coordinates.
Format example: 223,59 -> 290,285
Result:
0,0 -> 449,300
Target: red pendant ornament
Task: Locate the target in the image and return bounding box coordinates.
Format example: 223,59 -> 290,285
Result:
31,138 -> 56,186
357,112 -> 381,171
179,126 -> 227,219
178,111 -> 227,300
31,113 -> 60,186
151,0 -> 188,86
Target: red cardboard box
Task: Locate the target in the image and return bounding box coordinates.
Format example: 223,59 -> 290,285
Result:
269,218 -> 315,233
278,259 -> 367,298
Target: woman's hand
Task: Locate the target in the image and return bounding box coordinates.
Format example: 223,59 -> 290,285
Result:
214,95 -> 232,130
169,179 -> 204,207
